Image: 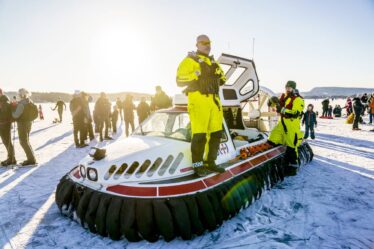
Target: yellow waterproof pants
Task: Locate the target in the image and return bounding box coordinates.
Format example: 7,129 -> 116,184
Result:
268,117 -> 303,150
188,91 -> 223,135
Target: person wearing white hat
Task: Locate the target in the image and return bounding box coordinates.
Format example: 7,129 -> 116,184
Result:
12,88 -> 37,166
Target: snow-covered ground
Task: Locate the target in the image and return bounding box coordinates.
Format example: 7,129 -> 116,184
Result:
0,101 -> 373,249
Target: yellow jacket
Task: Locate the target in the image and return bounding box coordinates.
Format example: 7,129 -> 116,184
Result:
176,52 -> 226,93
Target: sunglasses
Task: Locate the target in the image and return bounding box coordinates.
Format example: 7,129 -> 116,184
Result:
198,41 -> 211,46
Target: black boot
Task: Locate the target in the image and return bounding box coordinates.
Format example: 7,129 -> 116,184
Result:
206,161 -> 225,173
1,158 -> 17,166
21,160 -> 37,166
205,131 -> 225,173
193,162 -> 210,177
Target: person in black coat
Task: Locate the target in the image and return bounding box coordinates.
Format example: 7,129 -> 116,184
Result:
116,98 -> 123,121
94,92 -> 112,141
333,105 -> 342,117
321,99 -> 329,117
136,97 -> 151,124
302,104 -> 317,139
53,98 -> 66,122
69,91 -> 88,148
0,90 -> 16,166
361,93 -> 369,115
327,105 -> 333,118
123,95 -> 135,137
352,97 -> 364,130
111,105 -> 119,134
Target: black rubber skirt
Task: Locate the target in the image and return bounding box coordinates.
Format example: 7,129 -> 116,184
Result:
55,143 -> 313,242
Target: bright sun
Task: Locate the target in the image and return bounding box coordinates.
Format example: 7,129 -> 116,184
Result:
89,23 -> 150,93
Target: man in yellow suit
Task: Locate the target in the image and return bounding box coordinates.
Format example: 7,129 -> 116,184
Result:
268,81 -> 304,170
176,34 -> 226,176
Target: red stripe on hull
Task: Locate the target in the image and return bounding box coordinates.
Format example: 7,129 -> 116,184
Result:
203,171 -> 233,187
180,167 -> 193,173
229,161 -> 253,176
159,181 -> 206,196
250,155 -> 267,166
107,185 -> 157,197
266,149 -> 281,159
277,146 -> 286,153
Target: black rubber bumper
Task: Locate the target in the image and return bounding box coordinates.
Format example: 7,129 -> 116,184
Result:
55,143 -> 313,242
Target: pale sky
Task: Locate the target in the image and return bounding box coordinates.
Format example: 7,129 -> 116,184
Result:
0,0 -> 373,95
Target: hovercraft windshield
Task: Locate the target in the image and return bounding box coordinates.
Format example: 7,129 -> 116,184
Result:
134,111 -> 192,142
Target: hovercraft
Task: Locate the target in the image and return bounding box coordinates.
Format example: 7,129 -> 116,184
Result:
55,54 -> 314,242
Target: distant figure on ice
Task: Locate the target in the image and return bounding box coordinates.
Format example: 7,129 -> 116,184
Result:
38,104 -> 44,120
302,104 -> 317,139
12,88 -> 38,166
352,96 -> 364,130
151,86 -> 172,111
111,105 -> 119,134
123,94 -> 135,137
53,98 -> 66,122
0,89 -> 16,166
84,95 -> 95,141
327,105 -> 333,118
94,92 -> 112,141
344,97 -> 352,116
321,99 -> 329,117
137,97 -> 151,124
116,97 -> 123,121
333,105 -> 342,117
70,91 -> 88,148
369,93 -> 374,124
267,81 -> 304,172
361,93 -> 369,115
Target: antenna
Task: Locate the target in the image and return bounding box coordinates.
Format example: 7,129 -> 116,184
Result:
252,37 -> 255,60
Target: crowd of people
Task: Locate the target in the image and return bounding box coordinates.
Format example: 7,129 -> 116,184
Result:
0,86 -> 172,167
303,93 -> 374,139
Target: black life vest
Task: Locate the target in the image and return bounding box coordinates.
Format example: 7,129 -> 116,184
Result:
185,52 -> 222,95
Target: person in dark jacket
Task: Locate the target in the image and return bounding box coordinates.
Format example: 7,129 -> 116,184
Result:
111,105 -> 119,134
94,92 -> 112,141
321,99 -> 329,117
69,91 -> 88,148
0,89 -> 16,166
327,105 -> 333,118
84,95 -> 95,141
352,97 -> 364,130
123,94 -> 135,137
53,98 -> 66,122
151,86 -> 172,111
116,98 -> 123,121
11,88 -> 37,166
302,104 -> 317,139
361,93 -> 369,115
136,97 -> 151,124
333,105 -> 342,117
